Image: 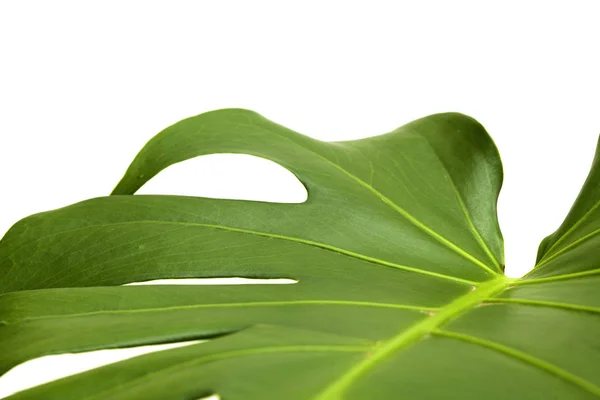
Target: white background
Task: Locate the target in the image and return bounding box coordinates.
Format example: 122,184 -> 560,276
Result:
1,1 -> 599,398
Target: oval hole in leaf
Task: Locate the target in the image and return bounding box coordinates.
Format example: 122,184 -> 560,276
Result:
136,153 -> 308,203
124,277 -> 298,286
0,341 -> 200,398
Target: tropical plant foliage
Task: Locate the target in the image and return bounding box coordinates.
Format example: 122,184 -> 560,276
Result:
0,109 -> 599,399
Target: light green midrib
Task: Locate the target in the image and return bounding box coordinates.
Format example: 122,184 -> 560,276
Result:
313,276 -> 512,399
433,330 -> 600,397
485,298 -> 600,314
5,300 -> 436,325
1,220 -> 477,287
81,345 -> 371,400
265,127 -> 497,276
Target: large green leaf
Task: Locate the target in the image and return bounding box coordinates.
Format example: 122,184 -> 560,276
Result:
0,109 -> 598,399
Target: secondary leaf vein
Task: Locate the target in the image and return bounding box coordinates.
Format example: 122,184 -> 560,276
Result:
7,300 -> 436,325
260,124 -> 497,276
433,330 -> 600,397
485,298 -> 600,314
3,220 -> 477,287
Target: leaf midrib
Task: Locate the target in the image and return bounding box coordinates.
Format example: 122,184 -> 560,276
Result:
313,276 -> 512,399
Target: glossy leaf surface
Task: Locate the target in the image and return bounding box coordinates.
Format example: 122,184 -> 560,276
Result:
0,109 -> 598,399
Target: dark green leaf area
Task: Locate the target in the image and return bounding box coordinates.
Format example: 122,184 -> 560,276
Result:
1,109 -> 599,399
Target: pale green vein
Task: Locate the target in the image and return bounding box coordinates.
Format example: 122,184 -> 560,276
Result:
441,177 -> 501,271
539,198 -> 600,263
309,154 -> 497,275
265,127 -> 497,276
8,300 -> 436,325
313,276 -> 512,400
82,344 -> 370,400
433,330 -> 600,397
516,268 -> 600,286
485,298 -> 600,314
2,220 -> 477,287
419,135 -> 502,271
535,227 -> 600,270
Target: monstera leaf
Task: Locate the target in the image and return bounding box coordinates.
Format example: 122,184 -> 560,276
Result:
0,109 -> 599,399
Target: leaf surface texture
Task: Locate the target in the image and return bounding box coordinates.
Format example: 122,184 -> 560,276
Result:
0,109 -> 598,399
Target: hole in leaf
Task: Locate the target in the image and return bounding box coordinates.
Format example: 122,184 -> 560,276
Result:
124,277 -> 298,286
0,341 -> 200,398
136,154 -> 308,203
